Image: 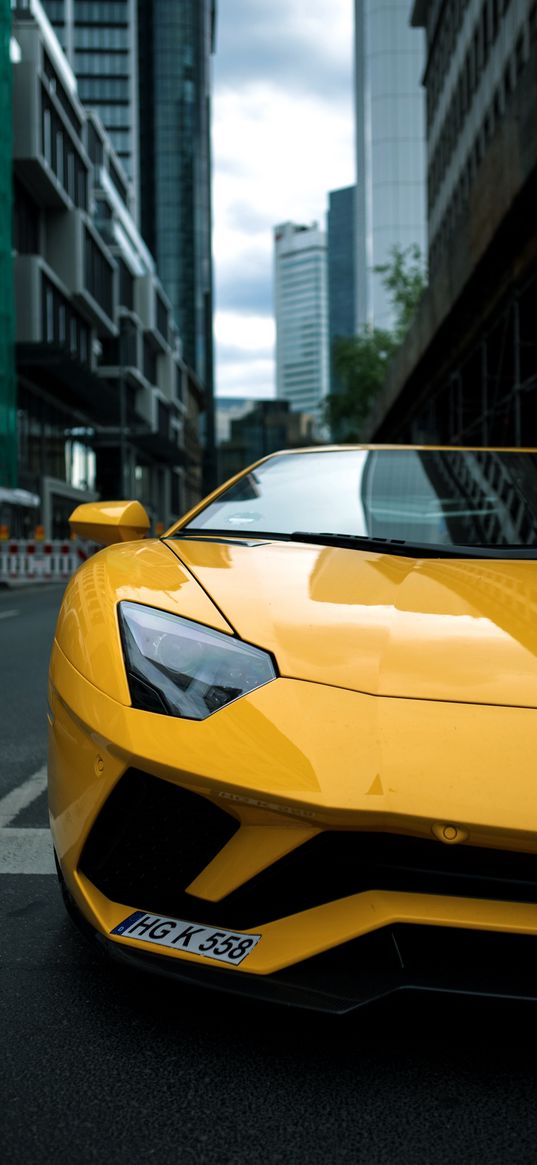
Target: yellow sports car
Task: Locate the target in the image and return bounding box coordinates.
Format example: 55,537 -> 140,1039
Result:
49,446 -> 537,1012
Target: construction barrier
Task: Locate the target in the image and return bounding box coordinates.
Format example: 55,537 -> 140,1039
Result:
0,540 -> 92,584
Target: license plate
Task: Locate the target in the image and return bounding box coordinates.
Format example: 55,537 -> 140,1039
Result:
111,910 -> 261,966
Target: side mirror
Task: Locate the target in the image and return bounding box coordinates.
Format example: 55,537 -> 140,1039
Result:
69,500 -> 151,546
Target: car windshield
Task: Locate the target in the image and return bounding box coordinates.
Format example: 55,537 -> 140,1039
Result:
180,449 -> 537,554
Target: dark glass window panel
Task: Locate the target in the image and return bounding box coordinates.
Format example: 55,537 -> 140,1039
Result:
84,229 -> 114,318
13,179 -> 39,254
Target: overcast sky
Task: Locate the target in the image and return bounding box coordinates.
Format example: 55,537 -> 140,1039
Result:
212,0 -> 355,400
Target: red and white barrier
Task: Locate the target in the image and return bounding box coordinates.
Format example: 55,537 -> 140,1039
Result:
0,540 -> 90,584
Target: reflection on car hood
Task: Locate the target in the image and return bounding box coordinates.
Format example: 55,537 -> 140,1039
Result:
165,536 -> 537,708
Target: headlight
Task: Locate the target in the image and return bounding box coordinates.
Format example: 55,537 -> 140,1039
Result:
118,602 -> 277,720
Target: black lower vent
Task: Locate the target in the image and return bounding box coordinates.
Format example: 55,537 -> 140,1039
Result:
80,770 -> 537,931
79,769 -> 239,908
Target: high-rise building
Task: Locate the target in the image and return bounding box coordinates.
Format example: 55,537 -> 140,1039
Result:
42,0 -> 139,208
362,0 -> 537,448
138,0 -> 217,487
0,0 -> 16,488
327,185 -> 356,393
11,0 -> 205,536
138,2 -> 215,376
354,0 -> 426,329
41,0 -> 218,488
274,221 -> 329,417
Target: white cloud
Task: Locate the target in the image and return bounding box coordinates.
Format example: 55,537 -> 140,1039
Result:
212,0 -> 354,399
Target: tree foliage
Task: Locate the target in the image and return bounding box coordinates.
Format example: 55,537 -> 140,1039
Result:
325,244 -> 427,440
375,243 -> 427,342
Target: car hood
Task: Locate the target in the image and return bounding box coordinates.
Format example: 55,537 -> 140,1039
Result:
165,536 -> 537,708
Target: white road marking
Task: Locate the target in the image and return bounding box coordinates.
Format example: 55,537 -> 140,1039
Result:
0,765 -> 47,827
0,828 -> 55,874
0,609 -> 19,621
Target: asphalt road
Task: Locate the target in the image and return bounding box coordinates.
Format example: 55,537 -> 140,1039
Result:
3,583 -> 537,1165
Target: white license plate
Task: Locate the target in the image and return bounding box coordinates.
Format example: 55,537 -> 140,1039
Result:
111,910 -> 261,966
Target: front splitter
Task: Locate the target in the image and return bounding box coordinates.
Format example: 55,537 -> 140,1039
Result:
60,876 -> 537,1015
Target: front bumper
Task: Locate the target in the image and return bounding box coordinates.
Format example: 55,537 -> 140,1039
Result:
62,879 -> 537,1013
49,639 -> 537,1009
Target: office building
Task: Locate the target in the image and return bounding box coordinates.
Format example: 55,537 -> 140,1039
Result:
0,1 -> 16,488
355,0 -> 427,329
138,2 -> 215,377
273,221 -> 329,418
362,0 -> 537,447
217,398 -> 316,484
327,185 -> 356,393
42,0 -> 139,207
12,0 -> 203,536
42,0 -> 217,487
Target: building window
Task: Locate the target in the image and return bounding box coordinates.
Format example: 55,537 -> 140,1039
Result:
58,302 -> 66,344
13,178 -> 39,254
45,282 -> 54,343
77,159 -> 87,209
158,400 -> 170,440
42,51 -> 82,135
87,121 -> 104,166
84,229 -> 114,319
42,105 -> 52,166
143,337 -> 158,385
156,293 -> 168,343
55,129 -> 64,186
118,259 -> 134,311
41,276 -> 91,362
41,90 -> 88,208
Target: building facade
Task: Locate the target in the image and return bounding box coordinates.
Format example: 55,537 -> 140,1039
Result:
0,0 -> 16,489
138,0 -> 217,487
354,0 -> 427,329
327,185 -> 356,394
42,0 -> 139,207
11,0 -> 203,536
42,0 -> 218,489
273,221 -> 329,419
362,0 -> 537,448
217,398 -> 316,485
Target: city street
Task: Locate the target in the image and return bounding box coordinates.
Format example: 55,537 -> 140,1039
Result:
2,582 -> 537,1164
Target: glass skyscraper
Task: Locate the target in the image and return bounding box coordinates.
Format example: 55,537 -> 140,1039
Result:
0,0 -> 15,486
355,0 -> 426,330
274,221 -> 329,418
327,186 -> 356,393
138,0 -> 216,392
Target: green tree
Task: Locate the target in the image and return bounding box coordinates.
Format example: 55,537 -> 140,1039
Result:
326,328 -> 396,441
375,243 -> 427,342
325,245 -> 427,440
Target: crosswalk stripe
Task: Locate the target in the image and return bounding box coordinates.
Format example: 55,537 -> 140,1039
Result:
0,765 -> 47,827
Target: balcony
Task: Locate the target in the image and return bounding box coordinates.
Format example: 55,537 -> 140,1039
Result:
135,275 -> 172,352
12,31 -> 89,211
132,394 -> 184,466
45,211 -> 117,336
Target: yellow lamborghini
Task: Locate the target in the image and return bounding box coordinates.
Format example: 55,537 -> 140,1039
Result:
48,446 -> 537,1011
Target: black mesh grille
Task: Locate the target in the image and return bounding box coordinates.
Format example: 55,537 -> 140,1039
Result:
80,770 -> 537,931
79,769 -> 239,909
